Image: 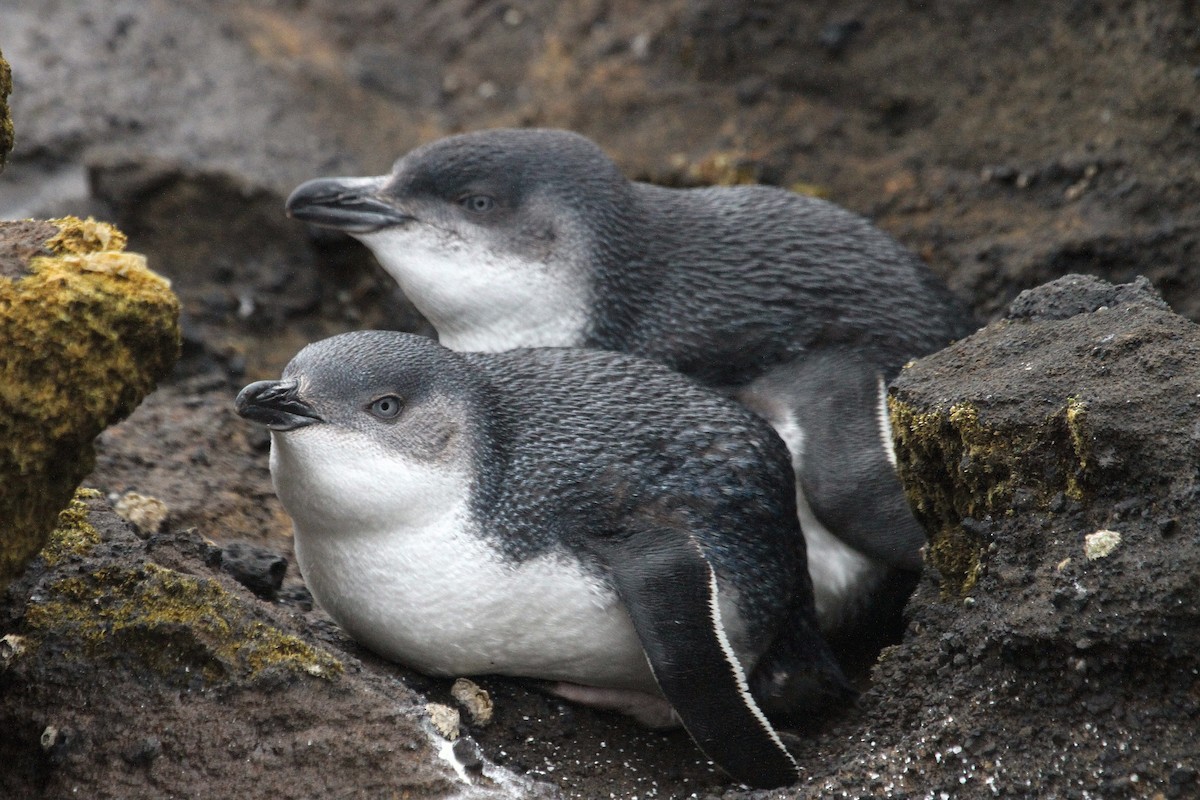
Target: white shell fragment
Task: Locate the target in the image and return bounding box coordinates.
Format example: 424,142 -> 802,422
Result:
113,491 -> 170,536
1084,529 -> 1122,561
450,677 -> 494,726
425,703 -> 461,740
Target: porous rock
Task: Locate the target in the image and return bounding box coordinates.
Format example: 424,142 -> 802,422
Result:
890,275 -> 1197,595
847,275 -> 1200,797
0,217 -> 180,591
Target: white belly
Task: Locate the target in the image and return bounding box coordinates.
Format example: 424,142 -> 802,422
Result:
294,515 -> 658,693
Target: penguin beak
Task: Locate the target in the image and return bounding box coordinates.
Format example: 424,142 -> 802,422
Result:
285,177 -> 414,233
235,380 -> 324,432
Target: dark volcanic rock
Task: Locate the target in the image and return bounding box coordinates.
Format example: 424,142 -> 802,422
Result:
868,275 -> 1200,798
220,541 -> 288,599
891,276 -> 1200,596
1006,273 -> 1170,321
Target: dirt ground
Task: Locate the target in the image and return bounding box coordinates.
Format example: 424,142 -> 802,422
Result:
1,1 -> 1198,797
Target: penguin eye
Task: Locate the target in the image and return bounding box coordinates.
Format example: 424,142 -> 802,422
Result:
368,395 -> 404,420
460,194 -> 495,214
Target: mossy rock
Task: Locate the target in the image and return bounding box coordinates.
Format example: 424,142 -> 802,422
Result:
889,276 -> 1200,596
0,217 -> 180,590
22,491 -> 342,686
0,46 -> 11,171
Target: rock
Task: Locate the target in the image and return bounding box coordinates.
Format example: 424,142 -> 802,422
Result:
0,217 -> 180,591
0,633 -> 26,669
1005,274 -> 1169,322
855,274 -> 1200,797
0,491 -> 547,799
219,541 -> 288,600
427,703 -> 462,740
0,46 -> 11,172
20,492 -> 342,687
890,275 -> 1197,595
1084,529 -> 1122,561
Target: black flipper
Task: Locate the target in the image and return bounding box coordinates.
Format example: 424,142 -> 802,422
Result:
588,529 -> 800,789
740,350 -> 925,570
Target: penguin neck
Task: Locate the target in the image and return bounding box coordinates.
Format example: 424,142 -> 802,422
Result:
357,226 -> 592,353
270,429 -> 475,541
578,182 -> 667,353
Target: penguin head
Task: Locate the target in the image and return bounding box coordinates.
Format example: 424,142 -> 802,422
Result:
236,331 -> 485,533
286,129 -> 629,351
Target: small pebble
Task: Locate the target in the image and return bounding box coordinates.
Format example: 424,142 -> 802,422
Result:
0,633 -> 27,669
220,542 -> 288,599
452,736 -> 485,770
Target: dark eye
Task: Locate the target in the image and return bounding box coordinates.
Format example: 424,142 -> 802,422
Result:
460,194 -> 495,213
368,395 -> 403,420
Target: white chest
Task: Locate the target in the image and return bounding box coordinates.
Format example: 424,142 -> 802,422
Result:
294,516 -> 656,692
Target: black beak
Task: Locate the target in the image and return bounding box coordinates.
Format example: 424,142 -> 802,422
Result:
235,380 -> 324,431
285,177 -> 414,233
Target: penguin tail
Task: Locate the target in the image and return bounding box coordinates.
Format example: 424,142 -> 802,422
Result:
750,612 -> 858,729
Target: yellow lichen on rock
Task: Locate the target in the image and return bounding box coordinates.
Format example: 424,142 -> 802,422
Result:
0,217 -> 180,590
23,560 -> 343,685
889,392 -> 1093,597
43,216 -> 130,255
0,46 -> 12,171
38,488 -> 104,567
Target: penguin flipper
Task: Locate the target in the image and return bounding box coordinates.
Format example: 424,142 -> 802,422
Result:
740,351 -> 926,570
589,529 -> 799,789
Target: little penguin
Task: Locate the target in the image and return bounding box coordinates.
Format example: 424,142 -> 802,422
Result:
285,128 -> 978,636
235,330 -> 852,789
